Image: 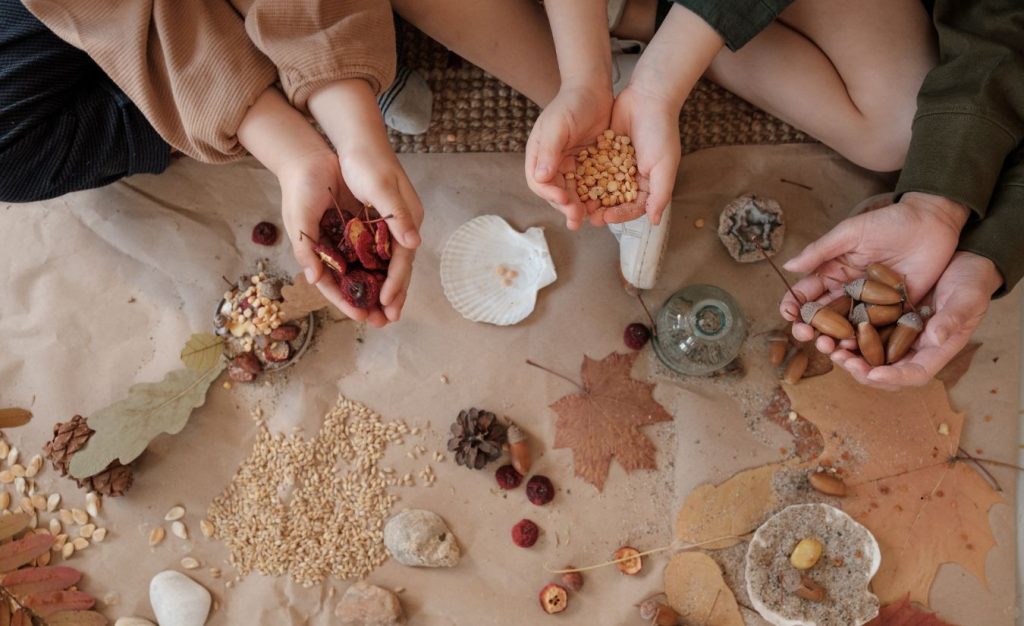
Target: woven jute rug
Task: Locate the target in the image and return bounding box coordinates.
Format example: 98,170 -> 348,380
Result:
388,24 -> 813,154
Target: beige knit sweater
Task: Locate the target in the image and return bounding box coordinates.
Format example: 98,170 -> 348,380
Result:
21,0 -> 396,162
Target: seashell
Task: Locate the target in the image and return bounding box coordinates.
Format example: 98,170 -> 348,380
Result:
746,504 -> 881,626
441,215 -> 557,326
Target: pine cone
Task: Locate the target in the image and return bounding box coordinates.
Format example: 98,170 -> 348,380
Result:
43,415 -> 134,497
447,408 -> 507,470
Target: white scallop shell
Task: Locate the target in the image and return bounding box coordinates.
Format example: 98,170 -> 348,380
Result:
746,504 -> 881,626
441,215 -> 557,326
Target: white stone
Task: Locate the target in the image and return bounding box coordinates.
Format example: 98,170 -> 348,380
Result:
149,570 -> 212,626
383,509 -> 460,568
336,582 -> 404,625
115,618 -> 157,626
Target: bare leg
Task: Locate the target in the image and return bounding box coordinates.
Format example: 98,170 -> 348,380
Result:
614,0 -> 657,42
706,0 -> 936,171
391,0 -> 561,106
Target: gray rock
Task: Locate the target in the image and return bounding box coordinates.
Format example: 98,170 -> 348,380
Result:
383,509 -> 460,568
335,582 -> 405,625
150,570 -> 211,626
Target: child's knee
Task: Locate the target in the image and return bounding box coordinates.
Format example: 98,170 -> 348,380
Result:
841,118 -> 913,173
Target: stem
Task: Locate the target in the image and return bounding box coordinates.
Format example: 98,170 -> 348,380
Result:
637,292 -> 657,337
298,231 -> 320,246
754,240 -> 803,310
780,178 -> 813,191
544,534 -> 749,574
701,589 -> 722,626
525,359 -> 584,391
327,186 -> 348,224
221,275 -> 235,288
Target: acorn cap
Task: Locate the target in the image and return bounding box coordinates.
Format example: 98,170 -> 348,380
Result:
507,423 -> 527,444
844,278 -> 866,299
800,302 -> 824,325
917,305 -> 933,319
896,311 -> 924,331
849,303 -> 869,325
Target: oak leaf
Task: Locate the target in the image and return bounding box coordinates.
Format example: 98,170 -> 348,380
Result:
664,552 -> 744,626
68,361 -> 225,479
675,463 -> 782,549
549,352 -> 672,490
179,333 -> 225,372
0,409 -> 31,429
786,369 -> 1002,605
865,594 -> 954,625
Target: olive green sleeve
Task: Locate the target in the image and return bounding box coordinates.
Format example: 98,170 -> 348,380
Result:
958,147 -> 1024,296
894,0 -> 1024,218
671,0 -> 793,51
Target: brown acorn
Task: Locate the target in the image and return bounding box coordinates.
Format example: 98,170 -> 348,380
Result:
800,302 -> 854,340
845,278 -> 903,305
864,303 -> 902,326
877,324 -> 897,345
886,312 -> 924,364
794,575 -> 827,602
783,351 -> 809,385
866,263 -> 905,292
856,321 -> 885,367
767,335 -> 788,366
506,422 -> 532,476
824,294 -> 854,316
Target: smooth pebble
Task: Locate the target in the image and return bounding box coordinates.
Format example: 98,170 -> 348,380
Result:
150,570 -> 211,626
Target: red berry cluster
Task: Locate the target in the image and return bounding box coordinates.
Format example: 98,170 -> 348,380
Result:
313,202 -> 393,309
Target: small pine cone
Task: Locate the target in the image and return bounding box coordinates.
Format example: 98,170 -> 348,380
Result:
43,415 -> 134,497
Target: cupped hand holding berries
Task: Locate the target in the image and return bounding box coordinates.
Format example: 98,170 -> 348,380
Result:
526,84 -> 614,230
307,79 -> 425,326
779,193 -> 996,388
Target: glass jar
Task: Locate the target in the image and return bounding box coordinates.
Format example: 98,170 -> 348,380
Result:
653,284 -> 748,376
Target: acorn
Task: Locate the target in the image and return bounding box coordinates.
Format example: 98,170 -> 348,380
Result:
844,278 -> 903,305
506,422 -> 532,475
877,324 -> 897,345
866,263 -> 905,293
886,312 -> 924,364
800,302 -> 854,340
767,334 -> 788,366
783,351 -> 809,385
824,294 -> 854,316
855,303 -> 902,326
794,575 -> 827,602
856,321 -> 885,367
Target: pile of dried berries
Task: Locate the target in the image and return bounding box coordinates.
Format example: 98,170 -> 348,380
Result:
566,130 -> 640,207
312,199 -> 393,309
216,271 -> 310,382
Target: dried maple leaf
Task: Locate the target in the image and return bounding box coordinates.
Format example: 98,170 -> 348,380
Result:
786,369 -> 1003,606
761,386 -> 824,461
664,552 -> 744,626
675,463 -> 782,549
548,352 -> 672,490
865,594 -> 954,625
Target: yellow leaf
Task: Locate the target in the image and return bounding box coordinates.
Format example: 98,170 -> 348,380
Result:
179,333 -> 225,371
0,409 -> 31,429
664,552 -> 744,626
675,463 -> 782,549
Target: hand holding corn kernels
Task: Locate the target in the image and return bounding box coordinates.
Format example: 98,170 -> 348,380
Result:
565,129 -> 649,227
780,192 -> 1002,388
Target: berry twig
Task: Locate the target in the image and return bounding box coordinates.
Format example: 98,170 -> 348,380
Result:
544,534 -> 750,574
525,359 -> 584,391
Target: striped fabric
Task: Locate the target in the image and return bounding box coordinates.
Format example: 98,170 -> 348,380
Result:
0,0 -> 170,202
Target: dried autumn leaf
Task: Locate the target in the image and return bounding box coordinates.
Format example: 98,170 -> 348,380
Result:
786,369 -> 1002,605
664,552 -> 744,626
0,513 -> 30,542
675,463 -> 782,549
46,611 -> 109,626
279,273 -> 340,322
549,352 -> 673,490
761,387 -> 823,461
22,590 -> 95,617
2,566 -> 81,597
935,342 -> 981,389
68,362 -> 226,479
0,409 -> 31,429
0,533 -> 55,573
179,333 -> 225,371
865,594 -> 954,625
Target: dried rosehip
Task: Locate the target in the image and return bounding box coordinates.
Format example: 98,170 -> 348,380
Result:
338,268 -> 381,309
263,341 -> 291,363
538,584 -> 568,615
614,546 -> 643,575
526,475 -> 555,506
252,222 -> 278,246
319,207 -> 350,242
624,323 -> 651,350
235,351 -> 262,374
346,217 -> 382,270
512,519 -> 539,548
495,464 -> 523,490
227,361 -> 256,383
374,219 -> 392,261
269,325 -> 300,341
314,242 -> 347,275
561,569 -> 584,592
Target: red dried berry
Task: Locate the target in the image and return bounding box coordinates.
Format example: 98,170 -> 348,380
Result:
526,475 -> 555,506
252,222 -> 278,246
269,324 -> 300,341
319,207 -> 350,242
314,242 -> 348,276
374,219 -> 392,261
338,268 -> 381,309
495,464 -> 523,490
512,519 -> 539,548
344,217 -> 382,270
561,569 -> 584,592
624,323 -> 651,350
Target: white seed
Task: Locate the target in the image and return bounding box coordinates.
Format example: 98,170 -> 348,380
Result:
164,505 -> 186,521
61,543 -> 75,559
36,551 -> 50,566
72,537 -> 89,550
46,493 -> 60,512
30,495 -> 45,511
7,447 -> 18,466
59,509 -> 73,525
18,498 -> 32,514
0,441 -> 9,459
171,521 -> 188,540
14,477 -> 25,495
0,492 -> 9,511
92,528 -> 107,542
85,492 -> 101,518
180,557 -> 200,570
200,520 -> 215,538
49,519 -> 61,535
79,524 -> 95,539
71,509 -> 88,525
52,534 -> 68,551
149,526 -> 165,547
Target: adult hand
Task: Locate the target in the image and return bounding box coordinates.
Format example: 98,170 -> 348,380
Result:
525,85 -> 612,230
779,192 -> 973,385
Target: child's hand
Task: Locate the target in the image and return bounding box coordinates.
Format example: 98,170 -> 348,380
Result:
308,79 -> 425,325
525,85 -> 612,230
598,85 -> 680,226
779,193 -> 978,387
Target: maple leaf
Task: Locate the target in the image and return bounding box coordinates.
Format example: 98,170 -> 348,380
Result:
865,594 -> 955,625
785,369 -> 1003,606
548,352 -> 673,491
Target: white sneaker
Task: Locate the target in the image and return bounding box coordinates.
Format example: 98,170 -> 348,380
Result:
608,203 -> 671,290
